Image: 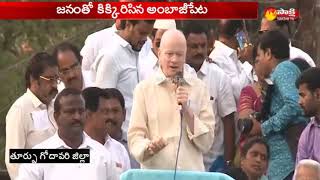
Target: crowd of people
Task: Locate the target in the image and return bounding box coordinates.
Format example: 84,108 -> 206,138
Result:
4,1 -> 320,180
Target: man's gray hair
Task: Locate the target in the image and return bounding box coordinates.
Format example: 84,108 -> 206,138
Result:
293,159 -> 320,180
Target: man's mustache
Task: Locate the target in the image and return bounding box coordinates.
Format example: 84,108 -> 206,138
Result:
50,89 -> 58,96
194,54 -> 205,59
67,77 -> 78,83
106,119 -> 117,126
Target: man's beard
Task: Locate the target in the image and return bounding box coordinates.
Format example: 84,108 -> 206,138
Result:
193,54 -> 205,61
130,41 -> 146,52
304,110 -> 317,118
301,105 -> 317,118
49,88 -> 58,98
132,46 -> 142,52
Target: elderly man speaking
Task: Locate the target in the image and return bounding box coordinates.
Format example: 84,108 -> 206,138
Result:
128,29 -> 215,171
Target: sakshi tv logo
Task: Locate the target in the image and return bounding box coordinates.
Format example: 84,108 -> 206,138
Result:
264,7 -> 299,21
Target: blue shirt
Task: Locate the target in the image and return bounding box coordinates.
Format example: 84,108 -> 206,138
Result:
261,60 -> 307,180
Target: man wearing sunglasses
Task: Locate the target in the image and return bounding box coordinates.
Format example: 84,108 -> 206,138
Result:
53,42 -> 93,92
259,18 -> 315,67
5,52 -> 59,179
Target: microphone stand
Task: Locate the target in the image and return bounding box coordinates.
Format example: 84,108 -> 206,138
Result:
172,71 -> 185,180
173,91 -> 183,180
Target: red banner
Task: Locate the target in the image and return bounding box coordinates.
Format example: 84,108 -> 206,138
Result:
0,2 -> 258,19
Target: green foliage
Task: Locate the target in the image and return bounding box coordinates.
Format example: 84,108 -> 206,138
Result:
0,20 -> 113,169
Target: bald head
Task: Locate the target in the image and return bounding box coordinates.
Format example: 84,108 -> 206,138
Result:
158,29 -> 187,78
159,29 -> 187,51
294,160 -> 320,180
151,20 -> 176,57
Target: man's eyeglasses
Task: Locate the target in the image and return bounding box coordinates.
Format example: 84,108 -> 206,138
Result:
59,62 -> 80,76
39,75 -> 61,84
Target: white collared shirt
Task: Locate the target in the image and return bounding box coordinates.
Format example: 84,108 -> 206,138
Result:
5,89 -> 57,179
128,68 -> 215,171
186,61 -> 237,171
17,132 -> 118,180
209,41 -> 252,102
81,24 -> 117,71
57,70 -> 94,92
104,136 -> 131,173
92,33 -> 140,139
81,24 -> 152,73
139,50 -> 158,81
290,43 -> 315,67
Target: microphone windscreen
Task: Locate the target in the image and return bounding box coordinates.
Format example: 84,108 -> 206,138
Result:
176,71 -> 183,86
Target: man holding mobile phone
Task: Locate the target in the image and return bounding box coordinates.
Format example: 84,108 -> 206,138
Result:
236,21 -> 254,65
209,20 -> 253,103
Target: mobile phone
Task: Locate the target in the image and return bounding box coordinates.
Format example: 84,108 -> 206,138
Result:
236,31 -> 246,50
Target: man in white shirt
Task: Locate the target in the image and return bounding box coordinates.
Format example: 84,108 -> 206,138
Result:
96,87 -> 140,169
82,87 -> 131,173
5,52 -> 59,179
128,29 -> 215,171
93,20 -> 155,139
259,18 -> 316,67
81,22 -> 117,72
53,42 -> 93,92
209,20 -> 252,102
81,1 -> 152,73
17,88 -> 118,180
183,21 -> 237,172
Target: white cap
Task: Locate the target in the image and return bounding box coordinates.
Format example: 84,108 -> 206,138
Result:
153,19 -> 176,30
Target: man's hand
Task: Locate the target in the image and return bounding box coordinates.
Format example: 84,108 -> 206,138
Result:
145,137 -> 167,156
176,86 -> 189,110
176,86 -> 195,134
238,44 -> 254,64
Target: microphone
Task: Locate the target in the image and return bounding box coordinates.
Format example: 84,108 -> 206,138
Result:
173,71 -> 184,106
173,71 -> 184,180
172,71 -> 184,86
176,71 -> 184,87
